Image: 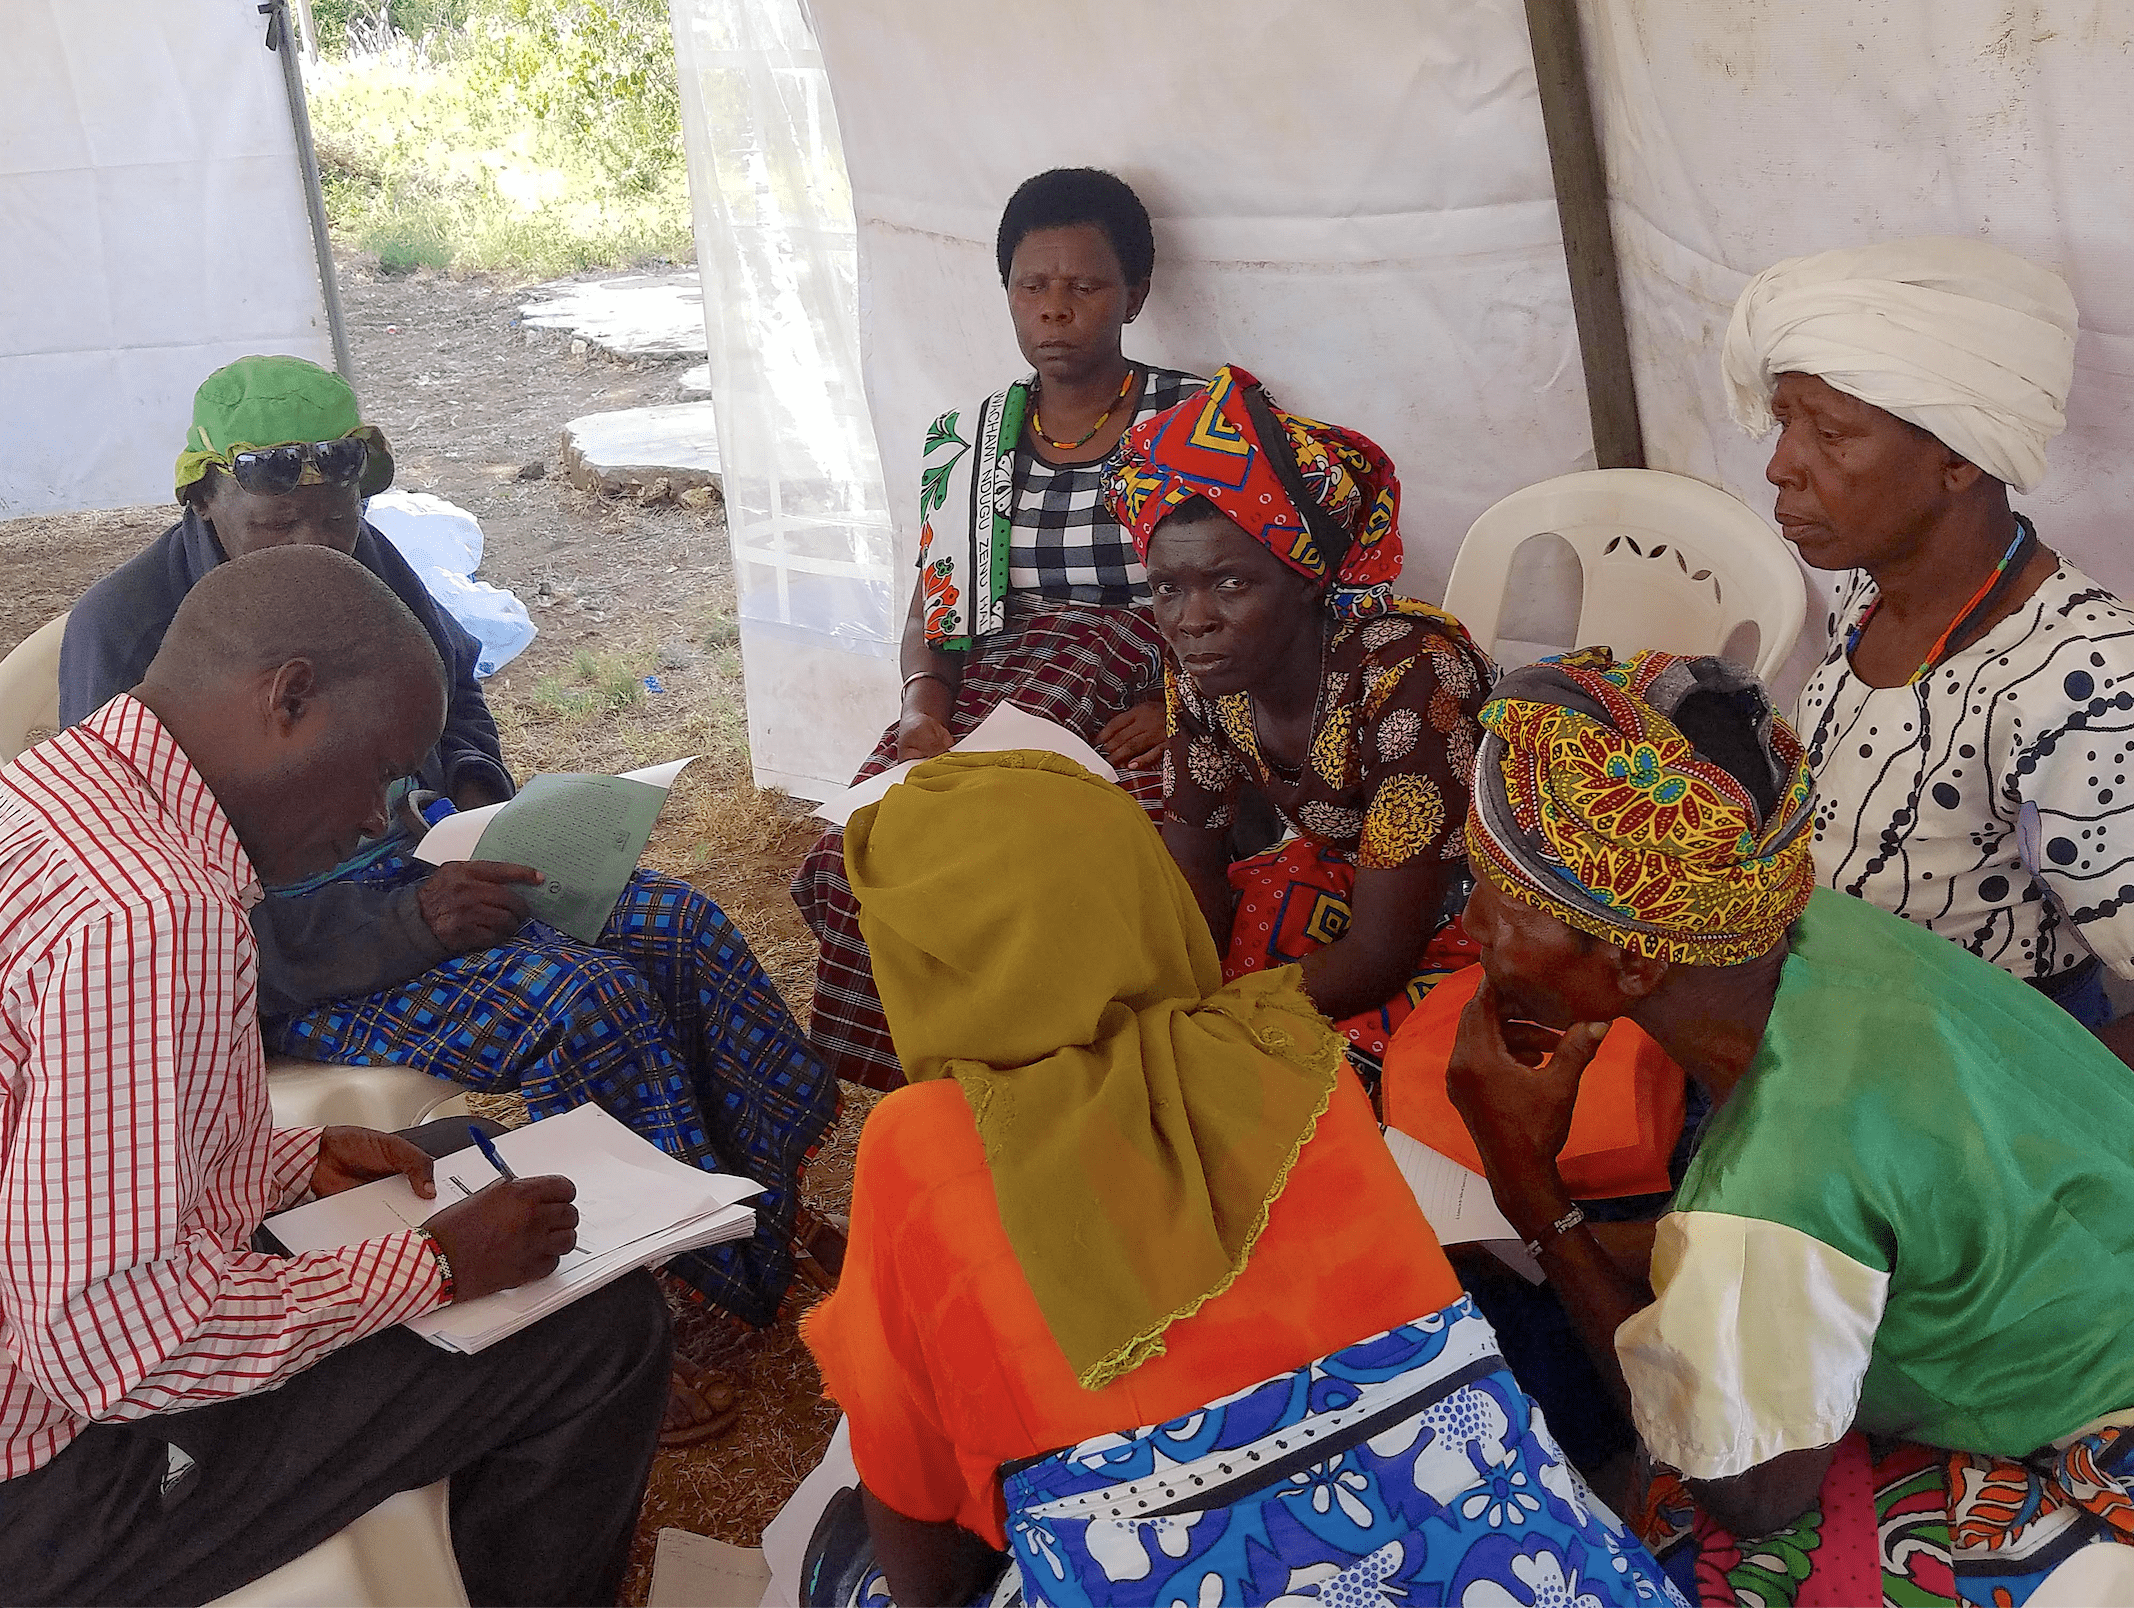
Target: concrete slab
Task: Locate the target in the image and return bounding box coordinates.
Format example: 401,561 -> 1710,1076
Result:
518,273 -> 708,363
678,362 -> 712,400
560,401 -> 723,504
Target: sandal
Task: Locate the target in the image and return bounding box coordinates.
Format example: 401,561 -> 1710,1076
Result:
660,1354 -> 739,1449
791,1205 -> 849,1295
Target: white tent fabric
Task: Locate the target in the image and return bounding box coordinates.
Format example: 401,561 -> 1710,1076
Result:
688,0 -> 2134,793
1580,0 -> 2134,608
668,0 -> 902,797
811,0 -> 1594,614
0,0 -> 332,519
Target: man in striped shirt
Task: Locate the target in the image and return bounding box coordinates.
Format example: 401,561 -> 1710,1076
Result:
0,547 -> 669,1605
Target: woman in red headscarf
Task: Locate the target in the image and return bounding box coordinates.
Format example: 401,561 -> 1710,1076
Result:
1104,367 -> 1493,1082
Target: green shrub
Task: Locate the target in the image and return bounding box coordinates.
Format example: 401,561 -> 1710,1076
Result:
306,3 -> 693,280
310,0 -> 473,56
366,209 -> 455,272
464,0 -> 683,195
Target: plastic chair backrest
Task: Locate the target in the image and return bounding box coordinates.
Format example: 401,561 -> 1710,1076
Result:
1443,470 -> 1804,681
207,1481 -> 468,1608
263,1057 -> 470,1130
0,613 -> 68,764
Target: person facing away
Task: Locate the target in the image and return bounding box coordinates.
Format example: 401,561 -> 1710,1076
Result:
1101,364 -> 1496,1088
798,749 -> 1682,1608
0,545 -> 669,1606
57,353 -> 836,1367
1444,647 -> 2134,1606
1722,237 -> 2134,1049
791,165 -> 1203,1091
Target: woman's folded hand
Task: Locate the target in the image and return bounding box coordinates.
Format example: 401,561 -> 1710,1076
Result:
1096,698 -> 1166,768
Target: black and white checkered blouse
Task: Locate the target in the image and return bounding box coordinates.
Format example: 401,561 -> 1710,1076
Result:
1007,365 -> 1204,607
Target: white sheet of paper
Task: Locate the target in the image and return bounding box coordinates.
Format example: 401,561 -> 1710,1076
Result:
1382,1126 -> 1516,1243
1381,1126 -> 1544,1282
413,756 -> 699,866
649,1530 -> 773,1608
810,704 -> 1119,826
269,1106 -> 762,1349
758,1419 -> 858,1608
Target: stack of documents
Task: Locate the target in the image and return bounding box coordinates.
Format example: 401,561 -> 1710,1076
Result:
269,1104 -> 761,1353
1381,1125 -> 1544,1283
810,703 -> 1119,827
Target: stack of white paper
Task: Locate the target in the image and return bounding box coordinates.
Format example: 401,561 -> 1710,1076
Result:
1381,1125 -> 1544,1283
811,703 -> 1121,827
269,1104 -> 762,1353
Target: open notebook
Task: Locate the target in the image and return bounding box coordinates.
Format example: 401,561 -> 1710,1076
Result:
269,1104 -> 761,1354
411,756 -> 697,942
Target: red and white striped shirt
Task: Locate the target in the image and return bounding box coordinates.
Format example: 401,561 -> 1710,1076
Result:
0,696 -> 446,1480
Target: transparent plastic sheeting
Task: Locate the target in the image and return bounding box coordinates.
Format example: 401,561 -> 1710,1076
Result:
668,0 -> 900,797
1578,0 -> 2134,612
0,1 -> 332,519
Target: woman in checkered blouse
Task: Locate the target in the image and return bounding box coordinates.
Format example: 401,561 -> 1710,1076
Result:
792,168 -> 1203,1089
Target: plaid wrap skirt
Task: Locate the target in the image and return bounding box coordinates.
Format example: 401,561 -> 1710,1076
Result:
792,597 -> 1166,1089
270,860 -> 837,1326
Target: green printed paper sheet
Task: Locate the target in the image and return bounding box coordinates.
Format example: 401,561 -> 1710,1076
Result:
470,772 -> 667,941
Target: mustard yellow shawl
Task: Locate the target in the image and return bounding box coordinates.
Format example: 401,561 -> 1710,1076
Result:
844,751 -> 1345,1389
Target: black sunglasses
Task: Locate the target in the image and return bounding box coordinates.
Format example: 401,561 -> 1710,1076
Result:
226,437 -> 370,496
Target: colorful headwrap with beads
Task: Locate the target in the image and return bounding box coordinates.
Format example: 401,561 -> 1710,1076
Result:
1466,648 -> 1816,966
1102,365 -> 1408,621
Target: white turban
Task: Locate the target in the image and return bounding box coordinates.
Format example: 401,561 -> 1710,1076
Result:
1722,237 -> 2078,493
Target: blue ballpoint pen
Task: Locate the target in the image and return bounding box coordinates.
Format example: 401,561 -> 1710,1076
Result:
468,1125 -> 517,1183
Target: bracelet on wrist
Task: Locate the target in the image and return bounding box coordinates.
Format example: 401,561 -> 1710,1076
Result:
414,1226 -> 456,1302
1523,1203 -> 1586,1263
902,669 -> 953,698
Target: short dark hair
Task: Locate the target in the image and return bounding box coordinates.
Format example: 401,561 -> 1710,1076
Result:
1671,688 -> 1782,821
154,544 -> 444,703
996,168 -> 1156,288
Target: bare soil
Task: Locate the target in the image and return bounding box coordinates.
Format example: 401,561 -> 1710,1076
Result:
0,253 -> 862,1604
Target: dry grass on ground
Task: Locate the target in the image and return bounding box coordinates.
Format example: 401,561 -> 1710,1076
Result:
476,585 -> 872,1604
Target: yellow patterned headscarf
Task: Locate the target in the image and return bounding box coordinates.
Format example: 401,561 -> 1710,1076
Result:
1465,648 -> 1815,966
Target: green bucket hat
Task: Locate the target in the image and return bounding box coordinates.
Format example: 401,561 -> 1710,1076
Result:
174,354 -> 394,501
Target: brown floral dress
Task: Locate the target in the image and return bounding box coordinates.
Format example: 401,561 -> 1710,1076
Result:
1163,603 -> 1494,1066
1164,604 -> 1493,869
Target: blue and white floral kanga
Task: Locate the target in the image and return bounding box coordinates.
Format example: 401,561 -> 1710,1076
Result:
994,1297 -> 1685,1608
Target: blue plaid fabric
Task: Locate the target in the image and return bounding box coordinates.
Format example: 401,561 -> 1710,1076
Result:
269,860 -> 837,1326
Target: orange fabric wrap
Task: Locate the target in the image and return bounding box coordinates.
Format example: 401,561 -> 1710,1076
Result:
803,1074 -> 1461,1549
1381,966 -> 1687,1199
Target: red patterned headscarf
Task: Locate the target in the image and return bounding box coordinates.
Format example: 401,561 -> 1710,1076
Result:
1103,365 -> 1406,620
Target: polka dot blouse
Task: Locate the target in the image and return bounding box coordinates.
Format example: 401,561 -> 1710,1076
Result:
1795,558 -> 2134,982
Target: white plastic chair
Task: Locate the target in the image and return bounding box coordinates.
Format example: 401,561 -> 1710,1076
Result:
0,613 -> 468,1132
1443,469 -> 1806,681
207,1482 -> 468,1608
0,612 -> 65,763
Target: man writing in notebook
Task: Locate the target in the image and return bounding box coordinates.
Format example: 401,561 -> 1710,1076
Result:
0,547 -> 669,1606
58,356 -> 836,1368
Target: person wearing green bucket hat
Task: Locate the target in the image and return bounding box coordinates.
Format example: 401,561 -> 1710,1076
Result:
59,358 -> 838,1439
